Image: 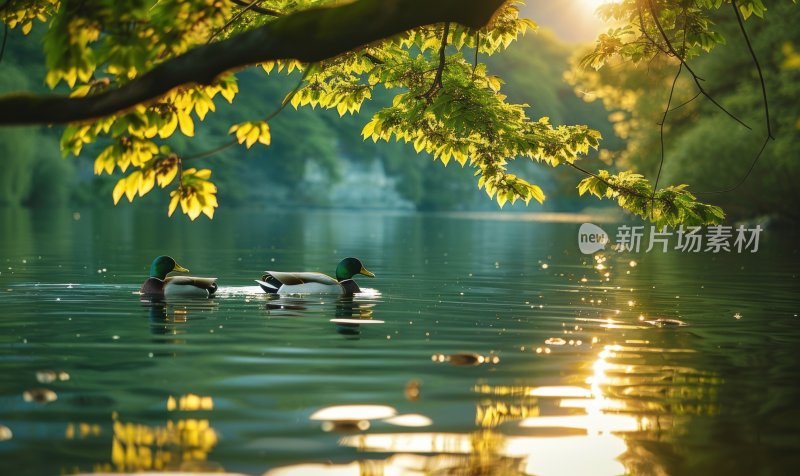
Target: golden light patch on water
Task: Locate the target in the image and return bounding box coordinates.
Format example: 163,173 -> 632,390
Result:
310,405 -> 396,422
340,432 -> 475,454
35,370 -> 70,383
518,414 -> 642,433
23,388 -> 57,404
65,422 -> 102,440
383,414 -> 433,428
329,318 -> 384,324
166,393 -> 213,412
109,416 -> 219,472
476,402 -> 539,428
529,386 -> 592,398
0,425 -> 12,441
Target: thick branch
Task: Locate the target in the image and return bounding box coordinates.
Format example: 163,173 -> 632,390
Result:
0,0 -> 507,125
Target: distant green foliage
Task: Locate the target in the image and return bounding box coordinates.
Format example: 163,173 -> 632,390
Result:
0,61 -> 72,206
1,0 -> 788,221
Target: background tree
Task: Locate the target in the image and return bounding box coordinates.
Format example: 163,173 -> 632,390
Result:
568,0 -> 799,223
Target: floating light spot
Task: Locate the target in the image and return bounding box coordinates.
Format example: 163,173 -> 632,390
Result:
545,338 -> 566,346
541,263 -> 549,269
580,277 -> 588,283
322,420 -> 369,432
311,405 -> 396,422
384,414 -> 432,427
35,370 -> 69,383
432,352 -> 499,366
645,318 -> 688,328
0,425 -> 12,441
405,380 -> 421,401
629,260 -> 637,267
23,388 -> 57,404
330,319 -> 385,325
168,393 -> 213,411
734,312 -> 742,320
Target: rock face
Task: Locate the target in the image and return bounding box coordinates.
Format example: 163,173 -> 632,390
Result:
304,159 -> 414,210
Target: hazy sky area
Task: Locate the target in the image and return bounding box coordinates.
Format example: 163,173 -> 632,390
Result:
522,0 -> 609,43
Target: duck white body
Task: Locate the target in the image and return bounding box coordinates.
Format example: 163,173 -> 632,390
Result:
256,272 -> 356,295
163,276 -> 218,298
140,256 -> 218,299
256,258 -> 374,296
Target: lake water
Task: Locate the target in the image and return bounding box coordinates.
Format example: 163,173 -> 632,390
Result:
0,207 -> 798,476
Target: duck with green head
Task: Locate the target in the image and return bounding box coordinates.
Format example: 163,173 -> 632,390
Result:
141,256 -> 218,298
256,257 -> 375,295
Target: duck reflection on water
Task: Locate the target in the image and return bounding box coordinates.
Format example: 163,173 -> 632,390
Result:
332,297 -> 381,337
141,296 -> 219,337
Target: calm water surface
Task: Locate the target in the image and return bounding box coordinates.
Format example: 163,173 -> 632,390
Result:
0,208 -> 798,476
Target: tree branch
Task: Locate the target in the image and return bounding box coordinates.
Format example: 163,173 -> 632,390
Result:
694,1 -> 773,195
208,0 -> 268,44
567,162 -> 654,201
646,0 -> 751,130
417,21 -> 450,101
0,0 -> 507,126
230,0 -> 281,17
731,0 -> 772,139
651,12 -> 688,216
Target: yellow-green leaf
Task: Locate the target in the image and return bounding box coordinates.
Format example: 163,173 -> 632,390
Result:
178,112 -> 194,137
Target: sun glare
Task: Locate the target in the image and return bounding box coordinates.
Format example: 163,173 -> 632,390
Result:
582,0 -> 617,13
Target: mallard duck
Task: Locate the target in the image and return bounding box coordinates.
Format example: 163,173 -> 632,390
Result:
256,257 -> 375,295
140,256 -> 218,298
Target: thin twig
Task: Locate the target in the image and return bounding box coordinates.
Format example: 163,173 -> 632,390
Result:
567,162 -> 655,201
697,133 -> 770,195
646,0 -> 751,130
230,0 -> 281,16
208,0 -> 268,44
651,62 -> 682,214
181,139 -> 237,161
416,22 -> 450,101
637,4 -> 670,56
731,0 -> 772,139
650,11 -> 689,216
472,30 -> 480,79
362,51 -> 384,65
182,68 -> 309,161
0,23 -> 7,65
667,91 -> 701,112
697,0 -> 774,194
